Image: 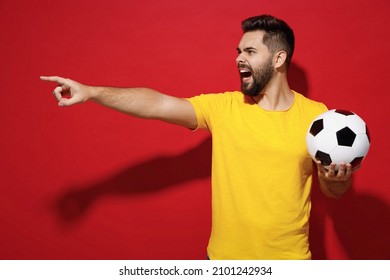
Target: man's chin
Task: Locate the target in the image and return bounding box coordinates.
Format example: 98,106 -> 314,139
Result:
241,85 -> 259,97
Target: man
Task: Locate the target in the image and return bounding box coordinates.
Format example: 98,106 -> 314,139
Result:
41,15 -> 353,259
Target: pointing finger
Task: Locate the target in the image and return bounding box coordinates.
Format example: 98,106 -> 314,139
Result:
40,76 -> 68,85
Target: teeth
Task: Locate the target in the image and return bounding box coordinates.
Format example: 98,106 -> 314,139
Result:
239,69 -> 252,78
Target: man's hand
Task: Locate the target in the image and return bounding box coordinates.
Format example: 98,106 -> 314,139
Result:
40,76 -> 92,107
316,161 -> 357,199
316,161 -> 352,182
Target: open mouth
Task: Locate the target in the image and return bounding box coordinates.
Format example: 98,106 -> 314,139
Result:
239,68 -> 252,82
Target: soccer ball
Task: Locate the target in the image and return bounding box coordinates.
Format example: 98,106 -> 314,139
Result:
306,109 -> 370,170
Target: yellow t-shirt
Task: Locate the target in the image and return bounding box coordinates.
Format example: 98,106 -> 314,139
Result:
188,91 -> 327,259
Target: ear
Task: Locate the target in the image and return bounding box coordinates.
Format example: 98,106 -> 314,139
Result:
274,51 -> 287,69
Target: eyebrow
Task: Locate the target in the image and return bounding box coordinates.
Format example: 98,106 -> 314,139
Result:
236,47 -> 257,53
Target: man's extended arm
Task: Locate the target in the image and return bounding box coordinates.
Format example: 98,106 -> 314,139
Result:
40,76 -> 198,129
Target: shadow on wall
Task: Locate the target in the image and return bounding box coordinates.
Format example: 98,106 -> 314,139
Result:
288,62 -> 309,96
54,137 -> 212,223
310,176 -> 390,260
330,187 -> 390,259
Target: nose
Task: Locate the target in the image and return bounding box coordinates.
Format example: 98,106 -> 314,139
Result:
236,52 -> 246,65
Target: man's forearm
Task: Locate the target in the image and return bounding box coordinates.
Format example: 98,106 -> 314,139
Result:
318,175 -> 352,199
89,86 -> 166,119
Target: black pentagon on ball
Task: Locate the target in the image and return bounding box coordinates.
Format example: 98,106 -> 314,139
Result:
335,109 -> 355,116
350,156 -> 364,168
309,119 -> 324,136
336,127 -> 356,147
315,150 -> 332,167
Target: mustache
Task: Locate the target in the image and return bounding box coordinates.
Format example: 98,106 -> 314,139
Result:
238,63 -> 253,71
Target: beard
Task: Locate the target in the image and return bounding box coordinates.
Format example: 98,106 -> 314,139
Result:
240,56 -> 274,97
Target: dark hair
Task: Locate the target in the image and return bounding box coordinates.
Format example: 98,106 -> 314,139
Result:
242,15 -> 295,67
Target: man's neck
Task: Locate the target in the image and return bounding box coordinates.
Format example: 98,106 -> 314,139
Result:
251,75 -> 294,111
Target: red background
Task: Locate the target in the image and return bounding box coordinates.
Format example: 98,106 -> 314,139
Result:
0,0 -> 389,260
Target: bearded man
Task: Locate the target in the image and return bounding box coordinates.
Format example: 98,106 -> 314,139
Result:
41,15 -> 353,259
